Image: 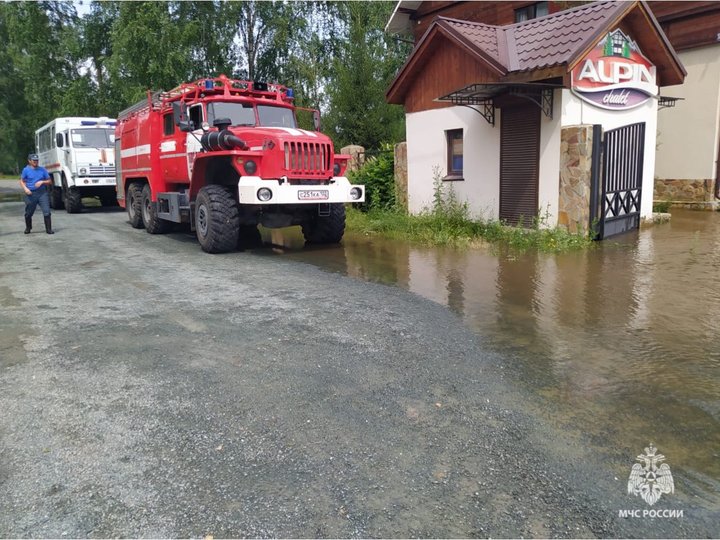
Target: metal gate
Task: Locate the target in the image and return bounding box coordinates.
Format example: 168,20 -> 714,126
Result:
590,122 -> 645,240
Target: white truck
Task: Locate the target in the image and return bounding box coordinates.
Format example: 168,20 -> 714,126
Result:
35,117 -> 117,212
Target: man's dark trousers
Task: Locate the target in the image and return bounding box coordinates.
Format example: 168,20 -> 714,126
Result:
24,187 -> 50,218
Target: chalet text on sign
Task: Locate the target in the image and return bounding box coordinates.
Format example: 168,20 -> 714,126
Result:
571,29 -> 658,111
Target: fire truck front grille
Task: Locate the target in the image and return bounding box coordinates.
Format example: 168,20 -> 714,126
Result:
284,142 -> 331,174
89,166 -> 115,176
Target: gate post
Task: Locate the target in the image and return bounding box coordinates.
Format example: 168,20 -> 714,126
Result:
589,124 -> 603,239
394,142 -> 408,212
558,125 -> 598,236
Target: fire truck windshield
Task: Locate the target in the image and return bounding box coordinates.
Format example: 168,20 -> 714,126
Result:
206,102 -> 297,129
207,102 -> 255,127
257,105 -> 296,128
70,128 -> 114,148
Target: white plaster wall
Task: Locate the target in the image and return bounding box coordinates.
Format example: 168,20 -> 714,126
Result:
538,88 -> 563,227
405,107 -> 500,219
406,98 -> 563,224
655,45 -> 720,180
561,89 -> 658,218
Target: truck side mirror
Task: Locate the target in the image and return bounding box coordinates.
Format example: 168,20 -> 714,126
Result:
312,110 -> 321,131
173,101 -> 193,132
56,133 -> 64,148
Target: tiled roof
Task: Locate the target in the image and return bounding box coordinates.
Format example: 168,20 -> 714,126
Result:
511,1 -> 631,71
386,0 -> 686,104
441,17 -> 501,61
438,1 -> 633,74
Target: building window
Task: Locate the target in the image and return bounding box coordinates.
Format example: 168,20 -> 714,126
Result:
515,1 -> 548,22
446,129 -> 463,180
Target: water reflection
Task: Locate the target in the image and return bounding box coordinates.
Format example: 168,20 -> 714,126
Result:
259,210 -> 720,499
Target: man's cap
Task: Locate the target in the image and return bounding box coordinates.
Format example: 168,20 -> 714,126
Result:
28,153 -> 39,161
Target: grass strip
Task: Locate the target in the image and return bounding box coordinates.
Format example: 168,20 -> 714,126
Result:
346,208 -> 594,253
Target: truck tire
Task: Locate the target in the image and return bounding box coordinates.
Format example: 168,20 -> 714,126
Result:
127,183 -> 144,229
141,183 -> 171,234
301,204 -> 346,244
49,185 -> 64,210
195,185 -> 240,253
63,185 -> 82,214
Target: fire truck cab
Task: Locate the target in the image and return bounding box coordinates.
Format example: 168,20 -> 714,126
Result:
116,75 -> 364,253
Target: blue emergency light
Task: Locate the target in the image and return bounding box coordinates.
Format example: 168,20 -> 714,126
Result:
287,88 -> 294,99
204,79 -> 213,90
81,120 -> 117,126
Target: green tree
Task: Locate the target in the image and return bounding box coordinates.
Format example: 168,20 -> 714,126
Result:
0,4 -> 29,173
323,1 -> 409,151
227,0 -> 312,82
0,1 -> 79,172
172,1 -> 236,78
79,1 -> 121,114
106,1 -> 193,106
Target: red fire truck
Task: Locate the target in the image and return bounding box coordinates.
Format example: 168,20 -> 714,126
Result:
115,75 -> 364,253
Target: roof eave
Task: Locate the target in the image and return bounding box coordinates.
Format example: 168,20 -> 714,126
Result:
386,18 -> 508,105
385,1 -> 422,34
639,0 -> 687,81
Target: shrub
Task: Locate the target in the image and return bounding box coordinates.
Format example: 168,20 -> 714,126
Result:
653,199 -> 672,213
348,143 -> 396,212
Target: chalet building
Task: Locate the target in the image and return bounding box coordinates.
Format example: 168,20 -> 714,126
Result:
647,1 -> 720,207
385,1 -> 695,238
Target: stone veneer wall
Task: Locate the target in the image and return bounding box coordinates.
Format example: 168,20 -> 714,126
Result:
558,125 -> 595,235
394,142 -> 408,212
653,178 -> 717,204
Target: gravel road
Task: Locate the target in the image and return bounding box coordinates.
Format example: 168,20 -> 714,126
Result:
0,202 -> 715,538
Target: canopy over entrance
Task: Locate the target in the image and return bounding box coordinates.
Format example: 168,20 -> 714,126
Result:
437,82 -> 562,125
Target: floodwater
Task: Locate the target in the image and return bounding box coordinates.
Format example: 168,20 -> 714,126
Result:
259,209 -> 720,504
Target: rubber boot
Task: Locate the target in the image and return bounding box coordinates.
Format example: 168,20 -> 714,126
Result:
24,216 -> 32,234
44,215 -> 54,235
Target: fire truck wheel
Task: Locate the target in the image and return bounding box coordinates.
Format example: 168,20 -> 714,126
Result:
195,185 -> 240,254
301,204 -> 346,244
126,183 -> 144,229
64,186 -> 83,214
141,184 -> 171,234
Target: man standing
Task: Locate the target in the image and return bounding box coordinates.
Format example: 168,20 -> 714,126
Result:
20,153 -> 54,234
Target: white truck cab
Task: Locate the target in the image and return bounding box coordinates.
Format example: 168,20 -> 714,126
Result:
35,117 -> 117,213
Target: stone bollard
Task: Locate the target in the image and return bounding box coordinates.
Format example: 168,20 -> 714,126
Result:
340,145 -> 365,173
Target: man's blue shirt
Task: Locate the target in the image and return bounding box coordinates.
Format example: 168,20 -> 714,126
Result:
21,165 -> 50,191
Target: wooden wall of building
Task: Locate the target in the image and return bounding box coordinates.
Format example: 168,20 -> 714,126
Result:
647,1 -> 720,51
402,35 -> 500,113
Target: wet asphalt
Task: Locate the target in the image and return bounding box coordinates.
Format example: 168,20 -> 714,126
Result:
0,200 -> 716,538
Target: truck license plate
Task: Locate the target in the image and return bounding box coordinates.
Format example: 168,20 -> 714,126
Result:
298,190 -> 329,201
